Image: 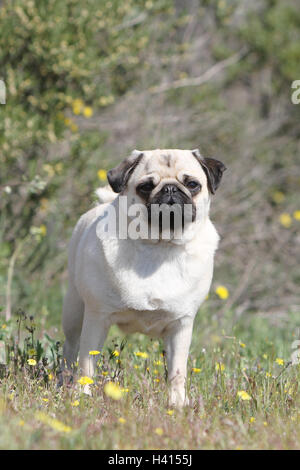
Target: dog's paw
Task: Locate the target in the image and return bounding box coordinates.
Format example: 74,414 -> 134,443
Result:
168,389 -> 189,408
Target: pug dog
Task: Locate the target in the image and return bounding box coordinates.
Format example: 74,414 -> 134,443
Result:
62,149 -> 226,406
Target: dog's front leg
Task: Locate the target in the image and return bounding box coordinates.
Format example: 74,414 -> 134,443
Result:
79,307 -> 109,395
163,317 -> 194,408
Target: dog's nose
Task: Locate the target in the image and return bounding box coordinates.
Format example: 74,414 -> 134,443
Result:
161,184 -> 180,205
162,184 -> 179,195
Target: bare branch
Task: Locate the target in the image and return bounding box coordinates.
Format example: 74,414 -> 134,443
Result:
113,12 -> 147,32
150,48 -> 248,94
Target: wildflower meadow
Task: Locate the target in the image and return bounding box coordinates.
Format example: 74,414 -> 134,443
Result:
1,308 -> 300,449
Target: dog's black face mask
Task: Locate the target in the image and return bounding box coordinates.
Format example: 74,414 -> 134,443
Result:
144,183 -> 196,233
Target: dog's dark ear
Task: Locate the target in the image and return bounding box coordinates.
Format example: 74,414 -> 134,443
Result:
107,150 -> 144,193
192,149 -> 226,194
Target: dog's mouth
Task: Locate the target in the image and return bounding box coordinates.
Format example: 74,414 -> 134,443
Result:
146,184 -> 196,233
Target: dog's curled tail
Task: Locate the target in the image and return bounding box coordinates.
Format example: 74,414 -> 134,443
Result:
95,185 -> 117,204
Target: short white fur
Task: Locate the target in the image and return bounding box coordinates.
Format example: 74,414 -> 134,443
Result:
62,149 -> 221,406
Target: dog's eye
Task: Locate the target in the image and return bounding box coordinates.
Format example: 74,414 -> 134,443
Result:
137,181 -> 154,193
186,180 -> 200,191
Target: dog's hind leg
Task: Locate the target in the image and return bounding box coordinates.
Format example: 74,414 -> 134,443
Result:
78,306 -> 109,394
61,282 -> 84,373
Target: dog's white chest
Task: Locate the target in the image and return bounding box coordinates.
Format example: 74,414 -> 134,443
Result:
99,236 -> 214,318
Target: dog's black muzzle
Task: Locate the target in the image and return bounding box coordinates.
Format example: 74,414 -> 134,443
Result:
147,184 -> 196,232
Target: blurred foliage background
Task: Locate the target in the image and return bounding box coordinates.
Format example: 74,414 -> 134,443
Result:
0,0 -> 299,335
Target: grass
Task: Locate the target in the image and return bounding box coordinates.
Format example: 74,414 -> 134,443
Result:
0,305 -> 300,450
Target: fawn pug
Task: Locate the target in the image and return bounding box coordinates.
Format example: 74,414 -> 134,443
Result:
62,148 -> 226,406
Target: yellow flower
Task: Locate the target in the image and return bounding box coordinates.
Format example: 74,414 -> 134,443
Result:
64,117 -> 71,126
39,224 -> 47,236
154,427 -> 164,436
166,409 -> 174,416
97,169 -> 107,181
271,191 -> 285,204
275,358 -> 284,366
102,371 -> 108,376
89,350 -> 100,356
43,163 -> 55,177
36,411 -> 72,433
48,373 -> 54,381
293,210 -> 300,221
70,122 -> 78,133
104,381 -> 123,400
135,351 -> 149,359
71,400 -> 80,407
263,354 -> 268,359
154,360 -> 163,366
266,372 -> 272,378
72,99 -> 84,115
279,213 -> 292,228
118,417 -> 126,424
249,417 -> 255,424
112,350 -> 120,357
215,285 -> 229,300
154,378 -> 160,383
99,95 -> 114,106
40,198 -> 49,212
237,390 -> 252,401
191,367 -> 202,373
28,348 -> 36,356
239,341 -> 246,348
42,398 -> 49,402
18,420 -> 25,427
263,421 -> 268,427
134,365 -> 140,369
27,359 -> 36,366
77,376 -> 94,386
1,324 -> 7,329
215,362 -> 225,372
83,106 -> 93,118
55,163 -> 63,174
120,387 -> 129,393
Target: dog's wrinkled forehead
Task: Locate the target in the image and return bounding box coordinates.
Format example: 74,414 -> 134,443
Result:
134,149 -> 205,181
